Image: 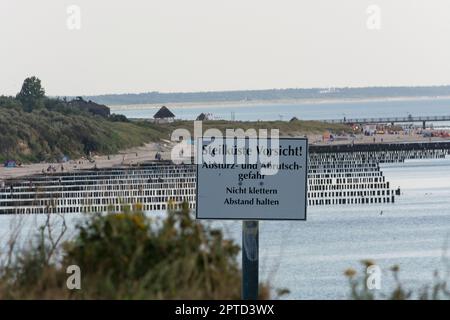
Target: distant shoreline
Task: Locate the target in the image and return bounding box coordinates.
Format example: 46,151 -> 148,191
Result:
109,95 -> 450,111
3,134 -> 450,181
0,142 -> 169,181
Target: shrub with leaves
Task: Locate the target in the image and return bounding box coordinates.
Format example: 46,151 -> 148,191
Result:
0,203 -> 271,299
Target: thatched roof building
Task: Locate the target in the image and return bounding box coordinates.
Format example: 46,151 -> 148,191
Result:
153,106 -> 175,123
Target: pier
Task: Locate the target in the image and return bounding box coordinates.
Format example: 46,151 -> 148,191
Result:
1,141 -> 450,214
0,161 -> 196,214
322,115 -> 450,129
307,141 -> 450,205
309,141 -> 450,153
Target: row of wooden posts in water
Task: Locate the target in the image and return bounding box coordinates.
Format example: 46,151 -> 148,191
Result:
1,142 -> 449,214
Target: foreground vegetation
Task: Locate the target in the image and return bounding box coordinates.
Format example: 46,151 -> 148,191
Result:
345,260 -> 450,300
0,203 -> 272,299
0,203 -> 447,299
1,77 -> 349,163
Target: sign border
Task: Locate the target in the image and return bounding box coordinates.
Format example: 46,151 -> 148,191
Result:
195,137 -> 308,221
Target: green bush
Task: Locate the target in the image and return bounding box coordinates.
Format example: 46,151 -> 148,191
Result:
0,107 -> 164,163
0,77 -> 166,162
0,204 -> 271,299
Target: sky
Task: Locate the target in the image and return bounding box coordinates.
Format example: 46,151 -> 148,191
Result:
1,0 -> 450,96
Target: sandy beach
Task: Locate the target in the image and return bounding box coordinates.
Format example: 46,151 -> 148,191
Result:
0,142 -> 172,181
2,130 -> 449,181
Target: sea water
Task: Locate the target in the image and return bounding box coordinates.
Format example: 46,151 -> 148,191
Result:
214,158 -> 450,299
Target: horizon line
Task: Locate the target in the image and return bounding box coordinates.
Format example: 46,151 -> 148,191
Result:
69,84 -> 450,98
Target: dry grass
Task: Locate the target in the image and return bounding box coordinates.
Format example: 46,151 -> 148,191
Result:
159,119 -> 350,137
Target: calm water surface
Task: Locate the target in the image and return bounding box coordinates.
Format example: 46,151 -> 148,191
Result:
112,98 -> 450,123
222,158 -> 450,299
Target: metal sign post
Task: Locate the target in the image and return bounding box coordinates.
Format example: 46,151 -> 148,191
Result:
242,220 -> 259,300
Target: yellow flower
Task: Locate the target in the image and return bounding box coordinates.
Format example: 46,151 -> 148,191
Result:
361,259 -> 376,268
133,203 -> 143,212
131,214 -> 146,230
344,268 -> 357,278
115,213 -> 126,220
390,265 -> 400,272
